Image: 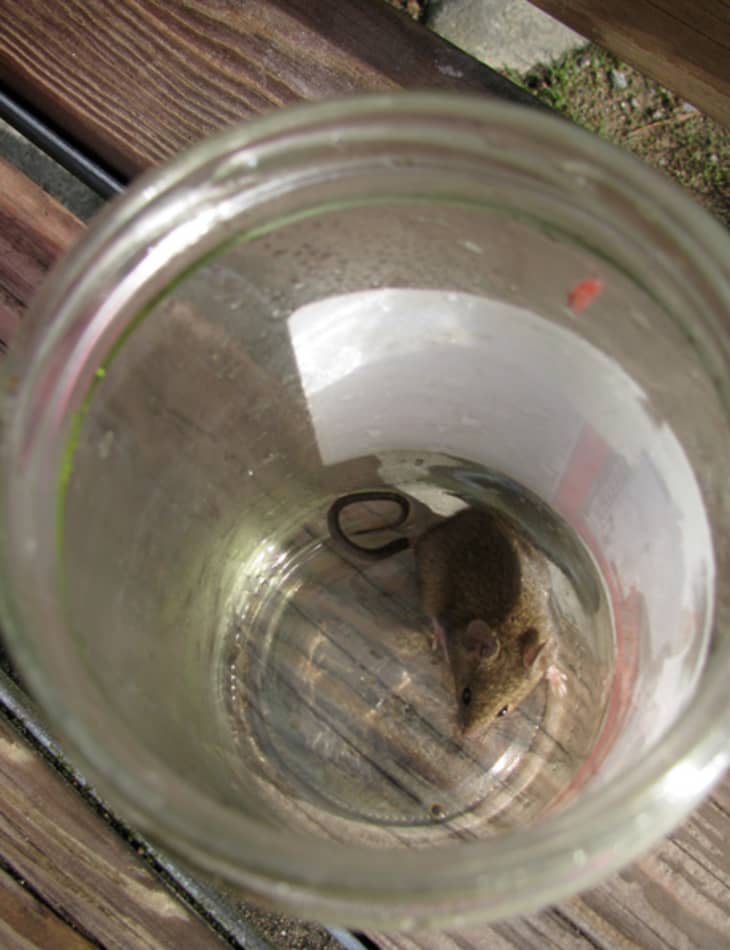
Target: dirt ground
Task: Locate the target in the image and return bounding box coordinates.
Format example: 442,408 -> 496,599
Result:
511,45 -> 729,227
387,0 -> 728,226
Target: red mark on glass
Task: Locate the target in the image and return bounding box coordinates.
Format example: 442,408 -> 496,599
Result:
568,277 -> 603,314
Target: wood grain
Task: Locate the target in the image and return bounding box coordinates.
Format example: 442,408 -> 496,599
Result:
367,773 -> 730,947
527,0 -> 730,128
0,713 -> 226,948
0,157 -> 84,351
0,0 -> 539,181
0,864 -> 95,950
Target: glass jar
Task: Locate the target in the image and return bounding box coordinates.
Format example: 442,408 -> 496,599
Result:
1,93 -> 729,929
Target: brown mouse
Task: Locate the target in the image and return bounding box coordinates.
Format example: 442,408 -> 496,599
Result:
327,492 -> 566,738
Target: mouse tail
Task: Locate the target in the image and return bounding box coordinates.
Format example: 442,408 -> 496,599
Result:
327,491 -> 411,561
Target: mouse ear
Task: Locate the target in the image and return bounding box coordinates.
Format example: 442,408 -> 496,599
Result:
519,627 -> 546,669
465,619 -> 500,659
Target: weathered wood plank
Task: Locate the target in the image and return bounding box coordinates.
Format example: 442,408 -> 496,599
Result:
0,155 -> 84,339
527,0 -> 730,128
0,156 -> 84,680
0,156 -> 84,350
368,771 -> 730,947
560,795 -> 730,949
0,0 -> 539,181
0,863 -> 95,950
0,713 -> 226,948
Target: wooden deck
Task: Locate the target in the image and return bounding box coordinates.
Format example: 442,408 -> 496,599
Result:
0,1 -> 728,946
0,0 -> 542,181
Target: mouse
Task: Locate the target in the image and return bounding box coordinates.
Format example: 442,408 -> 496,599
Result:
327,491 -> 567,738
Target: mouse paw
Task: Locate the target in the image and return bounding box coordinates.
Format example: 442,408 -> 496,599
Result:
431,619 -> 447,658
546,664 -> 568,697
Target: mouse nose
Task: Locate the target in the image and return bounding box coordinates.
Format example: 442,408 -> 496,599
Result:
459,694 -> 489,738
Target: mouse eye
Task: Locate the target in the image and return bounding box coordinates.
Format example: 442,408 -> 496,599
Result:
498,706 -> 508,717
461,687 -> 472,706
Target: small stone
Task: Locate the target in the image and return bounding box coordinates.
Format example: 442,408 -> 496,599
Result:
709,154 -> 719,164
610,69 -> 628,90
652,109 -> 663,120
681,100 -> 698,114
630,96 -> 640,110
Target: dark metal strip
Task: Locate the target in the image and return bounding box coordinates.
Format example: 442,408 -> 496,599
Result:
0,85 -> 125,197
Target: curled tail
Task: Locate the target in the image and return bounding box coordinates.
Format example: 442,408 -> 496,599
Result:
327,491 -> 411,561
